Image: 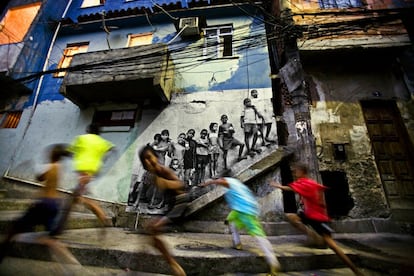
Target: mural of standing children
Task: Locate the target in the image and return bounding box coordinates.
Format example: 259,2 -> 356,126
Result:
208,122 -> 220,178
160,129 -> 173,166
218,114 -> 246,170
241,98 -> 264,157
195,129 -> 210,185
250,89 -> 277,145
150,133 -> 168,165
183,129 -> 197,189
171,132 -> 187,170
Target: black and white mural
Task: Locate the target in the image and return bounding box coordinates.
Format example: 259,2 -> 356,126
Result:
126,89 -> 277,214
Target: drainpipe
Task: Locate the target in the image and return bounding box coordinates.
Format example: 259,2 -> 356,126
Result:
4,0 -> 73,177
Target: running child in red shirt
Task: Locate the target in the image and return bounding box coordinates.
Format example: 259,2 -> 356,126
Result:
270,162 -> 364,276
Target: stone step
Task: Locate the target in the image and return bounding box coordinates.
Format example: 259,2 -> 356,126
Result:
122,214 -> 413,236
0,256 -> 385,276
0,197 -> 116,214
0,198 -> 34,211
184,147 -> 293,217
2,228 -> 413,275
0,210 -> 108,233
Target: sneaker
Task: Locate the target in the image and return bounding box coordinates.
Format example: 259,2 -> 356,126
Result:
237,156 -> 247,161
233,243 -> 243,250
253,148 -> 262,154
268,263 -> 281,275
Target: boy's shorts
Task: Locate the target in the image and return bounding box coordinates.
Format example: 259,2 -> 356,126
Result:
227,210 -> 266,237
299,212 -> 333,236
166,193 -> 190,223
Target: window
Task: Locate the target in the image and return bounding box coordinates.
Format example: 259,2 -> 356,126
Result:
92,109 -> 138,131
127,32 -> 153,47
81,0 -> 105,8
318,0 -> 363,9
55,43 -> 89,77
0,2 -> 41,45
0,111 -> 22,128
203,25 -> 233,58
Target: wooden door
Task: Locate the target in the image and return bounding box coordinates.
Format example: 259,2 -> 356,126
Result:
361,100 -> 414,220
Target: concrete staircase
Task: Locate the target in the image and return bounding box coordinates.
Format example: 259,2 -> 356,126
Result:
1,147 -> 414,275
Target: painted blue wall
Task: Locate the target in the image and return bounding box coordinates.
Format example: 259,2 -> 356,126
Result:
37,0 -> 271,104
6,0 -> 71,101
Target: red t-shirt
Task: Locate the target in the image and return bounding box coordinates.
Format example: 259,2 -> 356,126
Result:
289,178 -> 330,222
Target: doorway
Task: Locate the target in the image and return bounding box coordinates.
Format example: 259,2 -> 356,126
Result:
320,170 -> 354,218
361,100 -> 414,221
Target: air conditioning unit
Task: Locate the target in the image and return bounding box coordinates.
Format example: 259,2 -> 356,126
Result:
178,17 -> 200,37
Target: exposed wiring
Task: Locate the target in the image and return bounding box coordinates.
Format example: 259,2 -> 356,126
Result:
101,11 -> 112,49
149,0 -> 178,21
167,25 -> 187,45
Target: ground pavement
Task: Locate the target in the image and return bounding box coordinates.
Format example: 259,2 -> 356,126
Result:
1,227 -> 413,275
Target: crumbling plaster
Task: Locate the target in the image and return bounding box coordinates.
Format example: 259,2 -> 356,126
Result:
308,73 -> 391,218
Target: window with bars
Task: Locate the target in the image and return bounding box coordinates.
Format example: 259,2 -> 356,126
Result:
92,109 -> 139,131
55,43 -> 89,77
0,111 -> 22,128
203,25 -> 233,58
81,0 -> 105,8
127,32 -> 153,47
318,0 -> 363,9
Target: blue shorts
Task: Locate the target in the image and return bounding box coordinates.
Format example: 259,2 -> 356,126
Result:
13,198 -> 60,233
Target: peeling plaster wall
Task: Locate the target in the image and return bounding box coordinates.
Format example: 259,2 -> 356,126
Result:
304,56 -> 412,218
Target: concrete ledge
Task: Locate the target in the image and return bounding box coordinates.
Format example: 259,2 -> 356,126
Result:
3,229 -> 413,275
179,218 -> 413,235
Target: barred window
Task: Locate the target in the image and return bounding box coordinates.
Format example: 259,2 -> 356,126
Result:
319,0 -> 363,9
92,109 -> 139,132
0,111 -> 22,128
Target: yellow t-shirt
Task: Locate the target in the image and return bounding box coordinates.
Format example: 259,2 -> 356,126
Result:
69,134 -> 114,174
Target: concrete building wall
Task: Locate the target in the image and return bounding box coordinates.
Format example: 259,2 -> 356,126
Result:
303,56 -> 413,219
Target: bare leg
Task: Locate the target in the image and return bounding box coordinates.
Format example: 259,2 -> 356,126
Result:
285,213 -> 324,246
223,151 -> 228,169
237,144 -> 246,160
39,237 -> 80,265
152,235 -> 186,276
80,197 -> 111,226
147,217 -> 186,276
285,213 -> 309,234
323,234 -> 364,276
